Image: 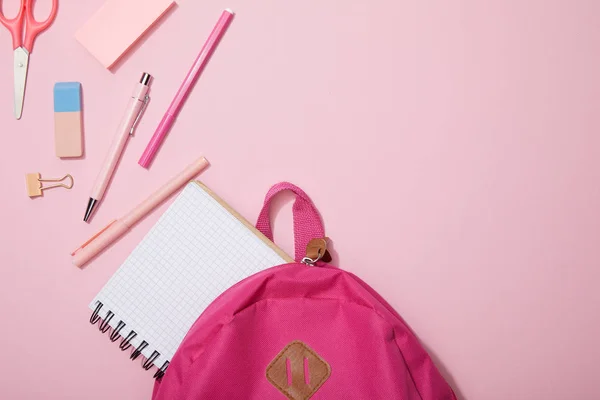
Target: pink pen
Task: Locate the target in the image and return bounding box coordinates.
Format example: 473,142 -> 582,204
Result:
138,9 -> 234,168
84,73 -> 152,222
73,157 -> 210,267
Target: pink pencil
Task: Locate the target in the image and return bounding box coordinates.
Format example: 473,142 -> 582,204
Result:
138,9 -> 234,168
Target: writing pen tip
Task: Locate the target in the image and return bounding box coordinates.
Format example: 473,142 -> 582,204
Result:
84,198 -> 98,222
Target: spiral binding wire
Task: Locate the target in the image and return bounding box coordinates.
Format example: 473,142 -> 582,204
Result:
90,301 -> 169,379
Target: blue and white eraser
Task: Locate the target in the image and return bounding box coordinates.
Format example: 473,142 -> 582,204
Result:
54,82 -> 83,158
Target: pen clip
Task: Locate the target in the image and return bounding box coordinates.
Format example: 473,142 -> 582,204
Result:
130,95 -> 150,136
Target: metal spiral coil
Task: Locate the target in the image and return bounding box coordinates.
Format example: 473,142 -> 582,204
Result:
90,301 -> 168,379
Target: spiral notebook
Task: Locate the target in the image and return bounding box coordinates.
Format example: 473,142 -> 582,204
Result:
89,181 -> 292,378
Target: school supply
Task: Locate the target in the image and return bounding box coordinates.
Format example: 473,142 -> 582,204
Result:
54,82 -> 84,158
75,0 -> 176,69
84,73 -> 153,222
72,156 -> 209,267
152,183 -> 457,400
0,0 -> 58,119
138,9 -> 234,168
87,181 -> 292,378
26,173 -> 73,197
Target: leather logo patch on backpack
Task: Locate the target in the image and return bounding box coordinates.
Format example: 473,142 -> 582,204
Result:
266,341 -> 331,400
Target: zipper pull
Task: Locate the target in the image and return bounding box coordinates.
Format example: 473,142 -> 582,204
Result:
302,237 -> 332,266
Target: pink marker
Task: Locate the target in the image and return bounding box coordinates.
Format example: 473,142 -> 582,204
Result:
138,9 -> 234,168
72,157 -> 210,267
84,73 -> 152,222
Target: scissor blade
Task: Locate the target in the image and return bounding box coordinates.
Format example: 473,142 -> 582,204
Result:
13,48 -> 30,120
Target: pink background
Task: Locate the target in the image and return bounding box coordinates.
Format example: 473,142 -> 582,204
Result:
1,0 -> 599,399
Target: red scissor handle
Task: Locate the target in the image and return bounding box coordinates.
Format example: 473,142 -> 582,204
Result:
0,0 -> 58,52
23,0 -> 58,52
0,0 -> 26,50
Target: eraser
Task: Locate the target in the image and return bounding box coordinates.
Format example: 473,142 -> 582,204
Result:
75,0 -> 176,70
54,82 -> 83,158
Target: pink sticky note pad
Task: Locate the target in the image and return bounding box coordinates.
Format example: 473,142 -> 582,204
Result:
76,0 -> 176,69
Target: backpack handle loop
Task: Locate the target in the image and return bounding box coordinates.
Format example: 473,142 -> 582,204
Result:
256,182 -> 325,263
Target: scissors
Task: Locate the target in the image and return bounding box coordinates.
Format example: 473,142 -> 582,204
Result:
0,0 -> 58,119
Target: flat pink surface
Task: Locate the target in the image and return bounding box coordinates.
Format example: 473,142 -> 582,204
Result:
0,0 -> 598,399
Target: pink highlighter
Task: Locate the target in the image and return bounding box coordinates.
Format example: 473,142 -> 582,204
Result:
84,73 -> 152,222
138,9 -> 234,168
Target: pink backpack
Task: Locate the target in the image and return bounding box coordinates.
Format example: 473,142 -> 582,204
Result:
153,183 -> 456,400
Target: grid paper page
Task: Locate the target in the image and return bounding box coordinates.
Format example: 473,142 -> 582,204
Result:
89,182 -> 288,371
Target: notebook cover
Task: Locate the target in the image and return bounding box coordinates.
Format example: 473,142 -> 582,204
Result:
75,0 -> 176,69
